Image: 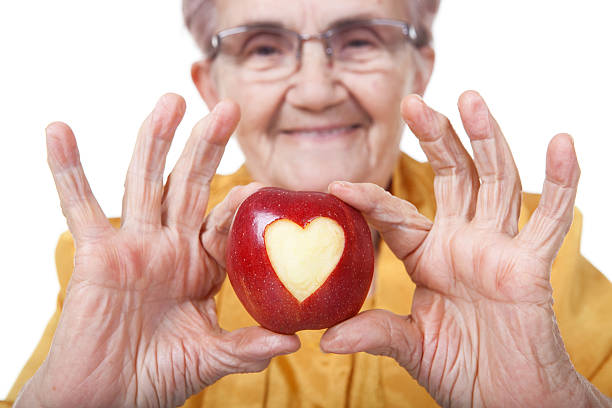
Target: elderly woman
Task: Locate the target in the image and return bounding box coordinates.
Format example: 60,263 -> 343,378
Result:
4,0 -> 612,407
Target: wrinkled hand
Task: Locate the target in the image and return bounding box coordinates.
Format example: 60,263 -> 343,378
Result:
321,91 -> 602,407
18,94 -> 299,408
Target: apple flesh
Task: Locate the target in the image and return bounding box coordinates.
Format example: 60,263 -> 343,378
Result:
226,187 -> 374,334
265,216 -> 345,302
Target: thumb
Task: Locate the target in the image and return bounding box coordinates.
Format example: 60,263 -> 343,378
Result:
320,309 -> 423,373
201,182 -> 264,267
218,326 -> 301,375
328,181 -> 431,267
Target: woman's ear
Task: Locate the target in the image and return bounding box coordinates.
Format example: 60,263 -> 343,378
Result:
191,59 -> 220,110
413,46 -> 435,96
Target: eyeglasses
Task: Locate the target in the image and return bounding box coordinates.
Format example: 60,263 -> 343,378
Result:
208,18 -> 428,82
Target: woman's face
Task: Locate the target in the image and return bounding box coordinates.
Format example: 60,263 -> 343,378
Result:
194,0 -> 434,191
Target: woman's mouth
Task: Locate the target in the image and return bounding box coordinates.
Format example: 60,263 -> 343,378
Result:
282,124 -> 362,139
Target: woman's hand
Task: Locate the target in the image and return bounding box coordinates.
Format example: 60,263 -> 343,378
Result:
17,94 -> 299,408
321,91 -> 609,407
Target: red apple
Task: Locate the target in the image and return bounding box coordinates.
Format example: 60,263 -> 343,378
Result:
226,187 -> 375,334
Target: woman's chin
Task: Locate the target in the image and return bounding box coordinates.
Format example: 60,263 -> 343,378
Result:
274,178 -> 331,193
272,164 -> 364,193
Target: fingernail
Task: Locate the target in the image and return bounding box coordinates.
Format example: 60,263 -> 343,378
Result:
330,181 -> 352,194
210,102 -> 222,119
410,94 -> 434,128
320,337 -> 338,353
45,122 -> 64,140
213,99 -> 237,116
402,95 -> 424,128
155,94 -> 171,110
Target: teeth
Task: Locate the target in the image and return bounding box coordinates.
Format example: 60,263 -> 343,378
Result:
291,126 -> 355,137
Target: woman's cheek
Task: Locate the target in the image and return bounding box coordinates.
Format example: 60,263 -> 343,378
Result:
348,72 -> 408,117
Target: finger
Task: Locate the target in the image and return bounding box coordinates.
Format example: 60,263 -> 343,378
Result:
402,94 -> 479,220
163,100 -> 240,233
216,326 -> 301,375
320,309 -> 422,374
201,182 -> 263,268
517,134 -> 580,262
122,93 -> 186,230
458,91 -> 522,235
46,122 -> 112,241
328,181 -> 431,270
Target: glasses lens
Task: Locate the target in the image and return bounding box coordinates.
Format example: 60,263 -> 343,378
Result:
329,22 -> 409,71
217,27 -> 298,80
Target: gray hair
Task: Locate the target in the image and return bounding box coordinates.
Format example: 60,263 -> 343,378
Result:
183,0 -> 440,55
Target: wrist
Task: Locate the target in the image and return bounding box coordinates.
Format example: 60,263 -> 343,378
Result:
14,372 -> 50,408
544,366 -> 612,408
529,320 -> 598,407
14,362 -> 81,408
577,375 -> 612,408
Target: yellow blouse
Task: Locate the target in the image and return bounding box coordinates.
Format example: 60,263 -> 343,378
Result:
4,154 -> 612,407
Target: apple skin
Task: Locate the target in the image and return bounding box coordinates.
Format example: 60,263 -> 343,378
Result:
226,187 -> 375,334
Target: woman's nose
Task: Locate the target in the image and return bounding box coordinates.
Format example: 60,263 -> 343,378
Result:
285,41 -> 348,112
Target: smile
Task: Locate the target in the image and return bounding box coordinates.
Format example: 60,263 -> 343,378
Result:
282,124 -> 362,138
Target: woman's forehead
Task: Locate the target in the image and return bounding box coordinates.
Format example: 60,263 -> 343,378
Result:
214,0 -> 408,32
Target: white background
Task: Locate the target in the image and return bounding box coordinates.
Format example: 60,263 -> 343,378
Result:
1,0 -> 611,398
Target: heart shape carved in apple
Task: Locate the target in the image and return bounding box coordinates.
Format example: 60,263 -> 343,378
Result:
264,217 -> 345,302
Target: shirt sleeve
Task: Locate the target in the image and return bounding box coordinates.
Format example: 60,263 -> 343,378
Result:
2,231 -> 75,404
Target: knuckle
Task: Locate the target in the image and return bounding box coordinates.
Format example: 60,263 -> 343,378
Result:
439,115 -> 453,131
226,185 -> 244,202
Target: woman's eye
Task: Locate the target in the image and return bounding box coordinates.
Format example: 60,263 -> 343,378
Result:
252,45 -> 281,56
240,32 -> 289,58
346,39 -> 374,48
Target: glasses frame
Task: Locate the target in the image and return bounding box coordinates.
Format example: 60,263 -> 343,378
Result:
208,18 -> 429,61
